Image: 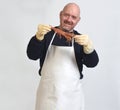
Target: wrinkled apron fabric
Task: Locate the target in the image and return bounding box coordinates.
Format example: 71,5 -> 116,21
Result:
35,33 -> 84,110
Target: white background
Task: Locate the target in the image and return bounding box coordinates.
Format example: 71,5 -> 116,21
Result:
0,0 -> 119,110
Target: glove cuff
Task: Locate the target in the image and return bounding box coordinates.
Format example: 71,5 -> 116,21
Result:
83,40 -> 94,54
36,32 -> 44,41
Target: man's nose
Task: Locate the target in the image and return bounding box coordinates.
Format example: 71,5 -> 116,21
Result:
67,16 -> 72,21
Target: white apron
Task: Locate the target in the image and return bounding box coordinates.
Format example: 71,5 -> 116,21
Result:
35,33 -> 84,110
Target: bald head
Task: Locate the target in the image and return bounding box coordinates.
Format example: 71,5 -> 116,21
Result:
62,3 -> 80,17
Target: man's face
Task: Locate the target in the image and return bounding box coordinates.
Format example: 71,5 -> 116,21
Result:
59,6 -> 80,32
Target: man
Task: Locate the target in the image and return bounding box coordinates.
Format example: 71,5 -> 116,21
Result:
27,2 -> 99,110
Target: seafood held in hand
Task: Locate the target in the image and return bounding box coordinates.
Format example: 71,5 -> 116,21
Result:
51,27 -> 75,42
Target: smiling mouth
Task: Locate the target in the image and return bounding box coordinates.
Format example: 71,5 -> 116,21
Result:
65,24 -> 71,26
64,20 -> 73,25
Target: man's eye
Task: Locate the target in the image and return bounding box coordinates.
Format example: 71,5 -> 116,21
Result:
72,16 -> 77,20
63,14 -> 69,17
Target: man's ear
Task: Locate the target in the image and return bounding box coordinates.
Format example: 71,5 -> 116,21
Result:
78,16 -> 81,22
59,11 -> 63,21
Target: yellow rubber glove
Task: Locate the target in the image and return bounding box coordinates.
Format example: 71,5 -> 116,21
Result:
74,34 -> 94,54
36,24 -> 51,40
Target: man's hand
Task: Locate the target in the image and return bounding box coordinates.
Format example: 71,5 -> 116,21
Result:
36,24 -> 51,40
74,34 -> 94,54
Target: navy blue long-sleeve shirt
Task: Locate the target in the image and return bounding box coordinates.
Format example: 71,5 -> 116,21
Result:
27,29 -> 99,79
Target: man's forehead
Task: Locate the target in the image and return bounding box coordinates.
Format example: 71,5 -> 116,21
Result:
62,4 -> 80,16
63,3 -> 80,12
62,7 -> 80,17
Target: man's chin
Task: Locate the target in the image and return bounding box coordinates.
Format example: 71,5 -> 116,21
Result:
62,27 -> 72,32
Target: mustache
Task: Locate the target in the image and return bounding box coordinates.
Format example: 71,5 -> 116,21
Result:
64,20 -> 73,25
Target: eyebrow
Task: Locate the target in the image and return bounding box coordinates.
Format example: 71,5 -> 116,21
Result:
63,13 -> 78,19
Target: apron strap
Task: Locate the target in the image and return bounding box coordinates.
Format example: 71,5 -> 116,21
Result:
44,32 -> 56,61
48,32 -> 56,51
